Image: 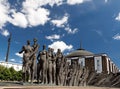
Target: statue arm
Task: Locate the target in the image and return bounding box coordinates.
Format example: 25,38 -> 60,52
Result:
62,53 -> 64,58
34,44 -> 40,51
46,51 -> 48,59
37,51 -> 41,61
19,46 -> 24,54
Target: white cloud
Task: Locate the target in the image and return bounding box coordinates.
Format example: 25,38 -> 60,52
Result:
96,30 -> 103,36
0,0 -> 52,29
9,11 -> 28,28
22,0 -> 50,27
28,8 -> 50,26
47,0 -> 63,6
0,0 -> 84,36
65,26 -> 78,34
14,41 -> 20,44
22,7 -> 50,27
67,0 -> 91,5
48,41 -> 73,53
0,0 -> 86,36
51,14 -> 78,34
113,33 -> 120,40
105,0 -> 108,3
51,14 -> 68,28
115,13 -> 120,21
45,34 -> 60,41
0,29 -> 10,37
0,0 -> 10,29
93,30 -> 103,37
22,0 -> 90,8
10,59 -> 16,62
15,52 -> 23,58
0,0 -> 10,37
22,0 -> 63,9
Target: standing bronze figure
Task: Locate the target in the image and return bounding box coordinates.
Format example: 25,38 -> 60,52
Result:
29,38 -> 39,83
51,48 -> 56,85
19,40 -> 32,83
56,49 -> 64,85
47,48 -> 53,84
37,45 -> 48,84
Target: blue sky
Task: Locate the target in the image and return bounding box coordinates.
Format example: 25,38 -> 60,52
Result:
1,0 -> 120,68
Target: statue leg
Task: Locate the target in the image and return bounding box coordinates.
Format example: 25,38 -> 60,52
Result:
58,74 -> 61,85
56,68 -> 61,85
41,69 -> 44,84
43,69 -> 47,84
25,68 -> 29,83
39,62 -> 44,84
22,72 -> 25,83
56,68 -> 58,85
22,65 -> 27,83
31,62 -> 35,84
31,69 -> 34,84
49,62 -> 52,84
43,63 -> 46,84
45,68 -> 48,84
61,74 -> 65,86
22,67 -> 25,83
46,62 -> 48,84
31,57 -> 37,84
53,64 -> 56,85
37,63 -> 40,83
28,67 -> 31,82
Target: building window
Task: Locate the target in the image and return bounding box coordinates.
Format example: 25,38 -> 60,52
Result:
79,58 -> 85,67
97,60 -> 100,71
81,61 -> 83,67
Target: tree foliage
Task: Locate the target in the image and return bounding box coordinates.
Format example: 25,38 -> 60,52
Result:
0,65 -> 22,81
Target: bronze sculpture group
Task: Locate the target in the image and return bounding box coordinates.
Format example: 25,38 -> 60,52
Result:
19,39 -> 120,87
19,38 -> 84,86
19,39 -> 66,85
19,39 -> 39,84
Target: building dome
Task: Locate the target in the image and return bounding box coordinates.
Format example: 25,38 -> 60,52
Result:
66,48 -> 94,58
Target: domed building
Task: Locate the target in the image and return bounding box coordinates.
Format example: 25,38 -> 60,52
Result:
66,45 -> 119,74
66,48 -> 94,58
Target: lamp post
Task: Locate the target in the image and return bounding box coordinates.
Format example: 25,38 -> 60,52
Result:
5,33 -> 12,62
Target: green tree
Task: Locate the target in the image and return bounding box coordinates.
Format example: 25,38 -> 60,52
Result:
3,67 -> 12,81
16,70 -> 22,81
0,65 -> 22,81
9,67 -> 17,81
9,67 -> 22,81
0,65 -> 5,80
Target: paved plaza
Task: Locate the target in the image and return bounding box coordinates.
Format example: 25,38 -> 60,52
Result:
1,86 -> 120,89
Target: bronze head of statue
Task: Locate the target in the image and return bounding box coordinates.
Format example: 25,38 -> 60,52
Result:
33,38 -> 37,42
27,40 -> 30,45
43,45 -> 46,50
